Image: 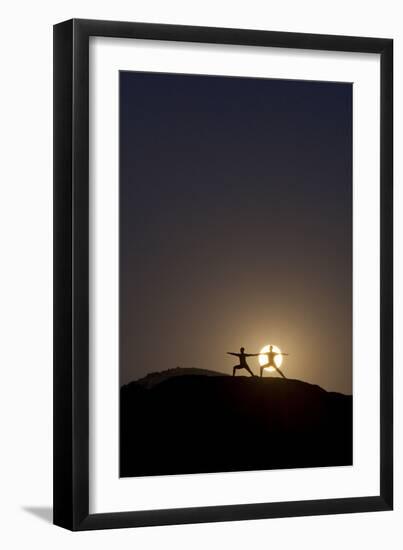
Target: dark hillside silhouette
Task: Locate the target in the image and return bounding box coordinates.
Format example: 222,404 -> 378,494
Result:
132,366 -> 226,389
120,369 -> 352,477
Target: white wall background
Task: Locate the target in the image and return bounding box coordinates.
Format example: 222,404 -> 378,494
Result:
0,1 -> 400,548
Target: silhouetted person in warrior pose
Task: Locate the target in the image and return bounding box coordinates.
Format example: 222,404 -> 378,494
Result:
260,346 -> 289,379
227,347 -> 258,377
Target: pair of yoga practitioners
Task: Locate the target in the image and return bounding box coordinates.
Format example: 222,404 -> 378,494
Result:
227,346 -> 289,378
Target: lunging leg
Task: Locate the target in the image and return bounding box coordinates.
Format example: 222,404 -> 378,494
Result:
274,366 -> 286,379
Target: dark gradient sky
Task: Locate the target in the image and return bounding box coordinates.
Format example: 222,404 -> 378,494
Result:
119,71 -> 352,394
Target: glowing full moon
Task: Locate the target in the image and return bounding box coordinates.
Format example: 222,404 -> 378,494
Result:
259,344 -> 283,371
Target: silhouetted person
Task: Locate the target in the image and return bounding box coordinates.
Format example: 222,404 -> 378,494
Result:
260,346 -> 289,379
227,347 -> 258,377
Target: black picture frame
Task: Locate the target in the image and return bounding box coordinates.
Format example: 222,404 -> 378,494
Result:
53,18 -> 393,531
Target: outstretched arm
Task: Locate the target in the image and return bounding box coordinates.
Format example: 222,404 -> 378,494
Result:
275,352 -> 289,356
244,353 -> 260,357
227,352 -> 238,357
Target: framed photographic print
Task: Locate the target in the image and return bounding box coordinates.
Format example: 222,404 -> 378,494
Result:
53,19 -> 393,530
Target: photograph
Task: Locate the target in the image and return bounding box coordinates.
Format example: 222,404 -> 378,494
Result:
51,17 -> 392,531
0,1 -> 397,545
119,70 -> 353,478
